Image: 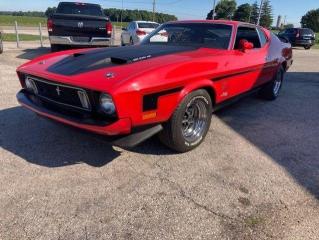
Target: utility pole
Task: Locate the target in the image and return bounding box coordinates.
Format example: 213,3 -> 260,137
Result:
256,0 -> 264,25
120,0 -> 123,27
212,0 -> 217,20
152,0 -> 156,22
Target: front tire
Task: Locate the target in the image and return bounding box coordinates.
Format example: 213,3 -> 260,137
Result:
121,37 -> 125,46
130,37 -> 134,45
260,66 -> 285,100
159,89 -> 212,152
304,45 -> 311,50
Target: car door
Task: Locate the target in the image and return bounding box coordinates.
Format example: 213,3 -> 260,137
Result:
222,26 -> 268,99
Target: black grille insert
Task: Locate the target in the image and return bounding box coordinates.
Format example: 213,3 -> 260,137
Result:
26,76 -> 91,111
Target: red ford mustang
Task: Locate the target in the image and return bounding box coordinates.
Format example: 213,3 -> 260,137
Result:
16,20 -> 293,152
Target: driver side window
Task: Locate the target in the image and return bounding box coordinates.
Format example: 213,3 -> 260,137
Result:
234,26 -> 261,49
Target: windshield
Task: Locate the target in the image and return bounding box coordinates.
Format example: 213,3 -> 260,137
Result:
300,28 -> 314,35
56,3 -> 104,16
138,23 -> 160,29
141,23 -> 232,49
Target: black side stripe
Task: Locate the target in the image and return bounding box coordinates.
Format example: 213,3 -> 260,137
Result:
212,67 -> 267,82
143,87 -> 183,112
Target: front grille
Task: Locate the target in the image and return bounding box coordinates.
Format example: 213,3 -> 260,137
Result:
26,76 -> 91,111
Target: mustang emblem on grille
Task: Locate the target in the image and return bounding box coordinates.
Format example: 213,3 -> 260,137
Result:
78,22 -> 84,28
56,86 -> 61,96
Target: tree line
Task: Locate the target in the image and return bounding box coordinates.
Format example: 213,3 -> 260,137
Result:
0,8 -> 177,24
206,0 -> 273,28
301,8 -> 319,32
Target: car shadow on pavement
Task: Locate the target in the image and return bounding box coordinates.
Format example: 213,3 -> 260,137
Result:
216,71 -> 319,199
16,47 -> 51,60
0,106 -> 121,167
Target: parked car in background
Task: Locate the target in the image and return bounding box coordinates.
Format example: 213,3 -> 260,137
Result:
121,21 -> 159,46
278,28 -> 315,49
16,20 -> 292,152
47,1 -> 113,52
0,29 -> 3,54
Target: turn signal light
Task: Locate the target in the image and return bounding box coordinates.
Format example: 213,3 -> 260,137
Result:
106,22 -> 112,35
136,29 -> 146,36
47,19 -> 53,32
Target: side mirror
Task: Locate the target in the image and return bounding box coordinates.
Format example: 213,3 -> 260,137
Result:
239,39 -> 254,52
122,27 -> 127,31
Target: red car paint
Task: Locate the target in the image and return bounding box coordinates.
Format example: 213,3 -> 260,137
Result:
16,20 -> 293,138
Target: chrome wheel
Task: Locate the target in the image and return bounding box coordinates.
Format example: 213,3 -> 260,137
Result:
182,98 -> 209,143
273,70 -> 282,96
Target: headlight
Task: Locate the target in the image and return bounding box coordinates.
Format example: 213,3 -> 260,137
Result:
99,93 -> 116,115
25,77 -> 38,94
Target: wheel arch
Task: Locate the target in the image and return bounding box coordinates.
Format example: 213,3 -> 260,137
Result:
178,80 -> 217,106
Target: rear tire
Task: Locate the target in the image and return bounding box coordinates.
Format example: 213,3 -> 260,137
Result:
304,45 -> 311,50
51,44 -> 61,52
159,89 -> 212,152
260,66 -> 285,100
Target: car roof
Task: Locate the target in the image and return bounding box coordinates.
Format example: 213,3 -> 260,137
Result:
134,21 -> 159,23
166,20 -> 259,27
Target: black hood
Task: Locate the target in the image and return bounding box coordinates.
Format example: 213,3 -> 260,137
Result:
47,45 -> 199,76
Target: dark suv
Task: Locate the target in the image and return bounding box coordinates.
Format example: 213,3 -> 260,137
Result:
278,28 -> 315,49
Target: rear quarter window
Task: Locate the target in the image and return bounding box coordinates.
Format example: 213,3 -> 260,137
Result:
257,28 -> 268,47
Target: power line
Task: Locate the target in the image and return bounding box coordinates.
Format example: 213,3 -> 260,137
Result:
212,0 -> 217,20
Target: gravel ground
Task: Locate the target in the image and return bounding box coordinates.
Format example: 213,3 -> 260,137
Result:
0,47 -> 318,240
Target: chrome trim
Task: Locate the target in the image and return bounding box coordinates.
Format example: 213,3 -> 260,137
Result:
49,36 -> 111,46
26,75 -> 91,111
77,90 -> 90,109
25,76 -> 38,94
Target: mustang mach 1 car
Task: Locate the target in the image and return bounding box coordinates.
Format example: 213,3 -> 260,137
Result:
16,20 -> 293,152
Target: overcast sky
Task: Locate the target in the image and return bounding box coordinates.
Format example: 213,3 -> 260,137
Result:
1,0 -> 318,26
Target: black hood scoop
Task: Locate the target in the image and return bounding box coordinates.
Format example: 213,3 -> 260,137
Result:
47,45 -> 198,76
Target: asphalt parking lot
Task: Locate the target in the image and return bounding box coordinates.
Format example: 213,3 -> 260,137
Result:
0,47 -> 319,240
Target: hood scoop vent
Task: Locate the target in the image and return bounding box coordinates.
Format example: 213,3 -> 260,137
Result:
73,53 -> 85,58
110,57 -> 128,64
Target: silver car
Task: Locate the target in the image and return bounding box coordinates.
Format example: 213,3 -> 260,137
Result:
121,21 -> 160,46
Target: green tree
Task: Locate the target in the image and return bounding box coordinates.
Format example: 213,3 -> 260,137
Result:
104,8 -> 176,23
301,9 -> 319,32
207,0 -> 237,20
284,23 -> 294,29
234,3 -> 252,22
260,0 -> 273,28
250,1 -> 259,24
45,7 -> 57,17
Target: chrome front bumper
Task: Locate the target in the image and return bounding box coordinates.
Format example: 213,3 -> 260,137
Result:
49,36 -> 111,46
